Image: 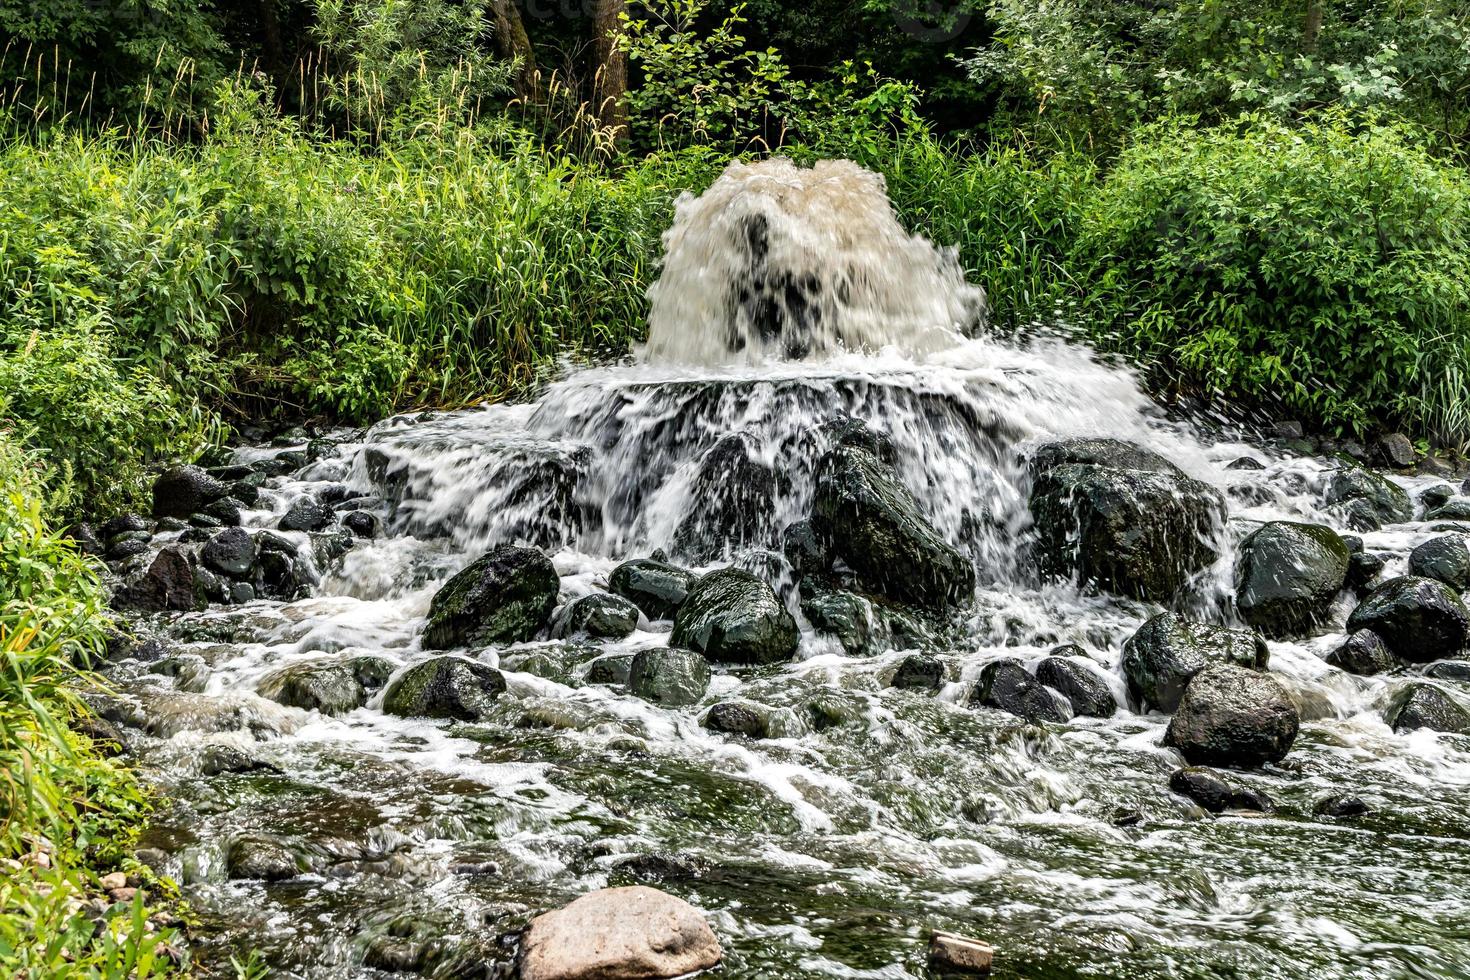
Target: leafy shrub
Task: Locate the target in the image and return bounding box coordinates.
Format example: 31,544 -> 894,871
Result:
1075,113 -> 1470,443
0,432 -> 182,976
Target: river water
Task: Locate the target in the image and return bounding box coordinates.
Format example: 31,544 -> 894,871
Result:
109,159 -> 1470,978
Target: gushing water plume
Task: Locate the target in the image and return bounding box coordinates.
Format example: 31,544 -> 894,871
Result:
643,158 -> 987,363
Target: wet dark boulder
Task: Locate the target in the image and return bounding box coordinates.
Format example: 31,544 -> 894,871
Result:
102,513 -> 150,538
1164,664 -> 1299,768
1315,794 -> 1371,818
107,534 -> 151,561
1325,466 -> 1412,526
1036,651 -> 1116,717
889,653 -> 944,691
812,444 -> 975,610
258,656 -> 393,715
1168,767 -> 1272,813
1122,612 -> 1269,713
201,527 -> 257,578
1234,522 -> 1350,637
1374,432 -> 1415,469
800,580 -> 881,656
1426,498 -> 1470,522
152,465 -> 227,519
1423,660 -> 1470,681
584,653 -> 636,686
424,545 -> 559,649
1029,438 -> 1224,602
112,546 -> 206,613
1384,682 -> 1470,734
781,519 -> 830,578
1346,577 -> 1470,663
815,413 -> 897,465
670,431 -> 782,562
1346,551 -> 1387,593
1324,630 -> 1398,676
970,658 -> 1070,723
202,496 -> 244,527
628,649 -> 711,707
609,557 -> 698,621
702,701 -> 770,737
553,592 -> 641,640
382,656 -> 507,721
342,510 -> 380,539
1408,535 -> 1470,592
1420,484 -> 1456,512
670,567 -> 799,665
279,495 -> 334,533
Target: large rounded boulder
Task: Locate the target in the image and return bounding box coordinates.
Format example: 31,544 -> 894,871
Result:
1029,439 -> 1224,601
1036,650 -> 1116,718
1122,612 -> 1269,713
258,656 -> 393,715
518,885 -> 721,980
1345,576 -> 1470,663
811,444 -> 974,610
553,592 -> 641,640
424,545 -> 559,649
1164,663 -> 1299,768
1407,535 -> 1470,592
1325,466 -> 1412,527
670,568 -> 799,665
382,656 -> 507,721
152,465 -> 228,519
1234,522 -> 1349,637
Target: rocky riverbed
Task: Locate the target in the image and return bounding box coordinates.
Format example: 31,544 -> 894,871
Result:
74,352 -> 1470,978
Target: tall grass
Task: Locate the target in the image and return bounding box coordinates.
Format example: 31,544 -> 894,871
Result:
0,433 -> 184,976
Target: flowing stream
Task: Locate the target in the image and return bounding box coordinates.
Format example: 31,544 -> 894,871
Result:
107,159 -> 1470,978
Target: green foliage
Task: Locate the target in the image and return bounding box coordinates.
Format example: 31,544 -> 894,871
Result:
970,0 -> 1470,148
0,433 -> 183,976
308,0 -> 515,141
1075,113 -> 1470,444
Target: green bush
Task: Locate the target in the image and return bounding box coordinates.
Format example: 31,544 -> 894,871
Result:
1075,113 -> 1470,444
0,433 -> 182,976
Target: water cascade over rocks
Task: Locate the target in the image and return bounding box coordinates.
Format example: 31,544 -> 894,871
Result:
93,158 -> 1470,978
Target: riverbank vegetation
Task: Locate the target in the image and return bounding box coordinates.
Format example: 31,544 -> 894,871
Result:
2,0 -> 1469,971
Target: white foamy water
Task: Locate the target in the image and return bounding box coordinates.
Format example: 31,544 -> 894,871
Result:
107,159 -> 1470,979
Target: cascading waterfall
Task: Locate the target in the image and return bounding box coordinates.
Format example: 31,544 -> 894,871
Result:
105,158 -> 1470,979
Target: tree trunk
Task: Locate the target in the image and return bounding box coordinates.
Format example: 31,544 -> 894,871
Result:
490,0 -> 539,95
591,0 -> 628,146
1303,0 -> 1325,54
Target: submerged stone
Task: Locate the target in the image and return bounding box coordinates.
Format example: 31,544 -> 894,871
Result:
1165,664 -> 1299,768
1168,767 -> 1271,813
702,700 -> 769,737
226,836 -> 305,881
1234,522 -> 1349,638
382,656 -> 507,721
1122,612 -> 1268,713
424,545 -> 559,649
670,567 -> 799,665
627,648 -> 711,707
258,656 -> 393,715
201,526 -> 257,578
1029,438 -> 1224,602
670,431 -> 782,562
889,653 -> 944,691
